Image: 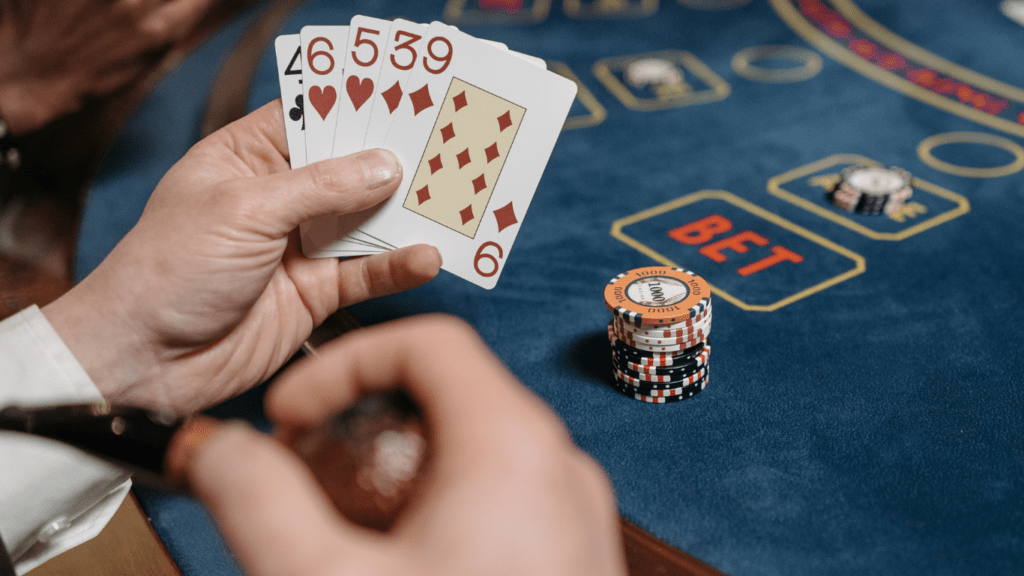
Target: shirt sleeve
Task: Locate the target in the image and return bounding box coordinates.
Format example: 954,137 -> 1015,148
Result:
0,305 -> 132,575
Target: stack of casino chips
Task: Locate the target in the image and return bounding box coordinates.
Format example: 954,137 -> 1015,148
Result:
603,266 -> 712,404
827,165 -> 913,215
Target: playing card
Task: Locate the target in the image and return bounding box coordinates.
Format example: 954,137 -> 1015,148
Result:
332,16 -> 392,158
313,18 -> 427,255
301,25 -> 348,163
360,22 -> 578,289
274,35 -> 306,168
509,50 -> 547,69
298,25 -> 398,256
363,19 -> 427,150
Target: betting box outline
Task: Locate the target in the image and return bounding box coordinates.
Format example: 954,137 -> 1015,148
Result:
767,154 -> 971,241
677,0 -> 753,8
443,0 -> 551,25
563,0 -> 658,19
593,50 -> 731,112
611,190 -> 866,312
546,61 -> 607,130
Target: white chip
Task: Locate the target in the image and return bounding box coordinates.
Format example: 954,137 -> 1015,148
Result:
625,58 -> 684,89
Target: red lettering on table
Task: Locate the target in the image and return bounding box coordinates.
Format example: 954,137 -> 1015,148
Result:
737,246 -> 804,276
668,215 -> 733,245
699,231 -> 769,262
668,216 -> 805,277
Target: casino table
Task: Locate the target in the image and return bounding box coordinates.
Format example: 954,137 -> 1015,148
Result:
74,1 -> 1023,575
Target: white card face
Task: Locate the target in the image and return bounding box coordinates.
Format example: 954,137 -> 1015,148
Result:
300,223 -> 391,258
509,50 -> 547,69
332,16 -> 392,158
479,39 -> 508,51
275,35 -> 307,169
324,19 -> 426,252
363,20 -> 427,150
297,25 -> 391,257
362,23 -> 578,289
301,25 -> 349,163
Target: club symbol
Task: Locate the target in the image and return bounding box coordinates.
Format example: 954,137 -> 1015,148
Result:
289,95 -> 304,130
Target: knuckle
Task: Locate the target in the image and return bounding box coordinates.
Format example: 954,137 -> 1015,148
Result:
305,161 -> 344,195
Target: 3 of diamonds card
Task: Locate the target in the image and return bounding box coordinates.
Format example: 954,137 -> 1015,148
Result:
356,23 -> 577,289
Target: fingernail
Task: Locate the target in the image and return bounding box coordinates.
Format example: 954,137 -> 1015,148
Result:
164,415 -> 225,485
358,149 -> 402,190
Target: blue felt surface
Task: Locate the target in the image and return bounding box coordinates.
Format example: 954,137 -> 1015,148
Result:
77,1 -> 1024,574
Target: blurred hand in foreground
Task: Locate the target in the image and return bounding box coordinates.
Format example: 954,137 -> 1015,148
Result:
187,315 -> 628,576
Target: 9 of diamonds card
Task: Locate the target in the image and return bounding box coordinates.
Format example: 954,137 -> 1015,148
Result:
362,23 -> 577,289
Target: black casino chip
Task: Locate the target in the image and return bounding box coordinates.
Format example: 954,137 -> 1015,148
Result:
610,377 -> 708,404
615,345 -> 710,374
827,165 -> 913,216
613,370 -> 708,395
614,365 -> 707,387
612,358 -> 707,382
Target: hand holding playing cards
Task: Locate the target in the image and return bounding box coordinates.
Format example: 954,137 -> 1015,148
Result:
43,101 -> 441,413
0,0 -> 218,134
186,315 -> 628,576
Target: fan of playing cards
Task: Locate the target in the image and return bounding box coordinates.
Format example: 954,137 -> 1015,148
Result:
274,17 -> 578,289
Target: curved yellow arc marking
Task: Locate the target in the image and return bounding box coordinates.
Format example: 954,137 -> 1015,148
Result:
830,0 -> 1024,102
677,0 -> 753,9
768,0 -> 1024,139
732,45 -> 824,83
917,131 -> 1024,178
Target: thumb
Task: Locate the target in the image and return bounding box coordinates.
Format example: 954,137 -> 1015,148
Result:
249,149 -> 403,238
186,422 -> 371,576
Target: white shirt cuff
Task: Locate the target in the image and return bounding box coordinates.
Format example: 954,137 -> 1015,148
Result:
0,305 -> 132,572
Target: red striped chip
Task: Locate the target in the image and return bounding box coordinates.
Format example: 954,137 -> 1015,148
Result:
613,309 -> 711,338
613,359 -> 707,383
614,303 -> 713,331
614,324 -> 711,346
608,327 -> 704,359
611,326 -> 707,352
605,267 -> 711,326
613,358 -> 706,387
612,350 -> 708,373
614,366 -> 706,386
619,338 -> 706,353
618,346 -> 710,372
